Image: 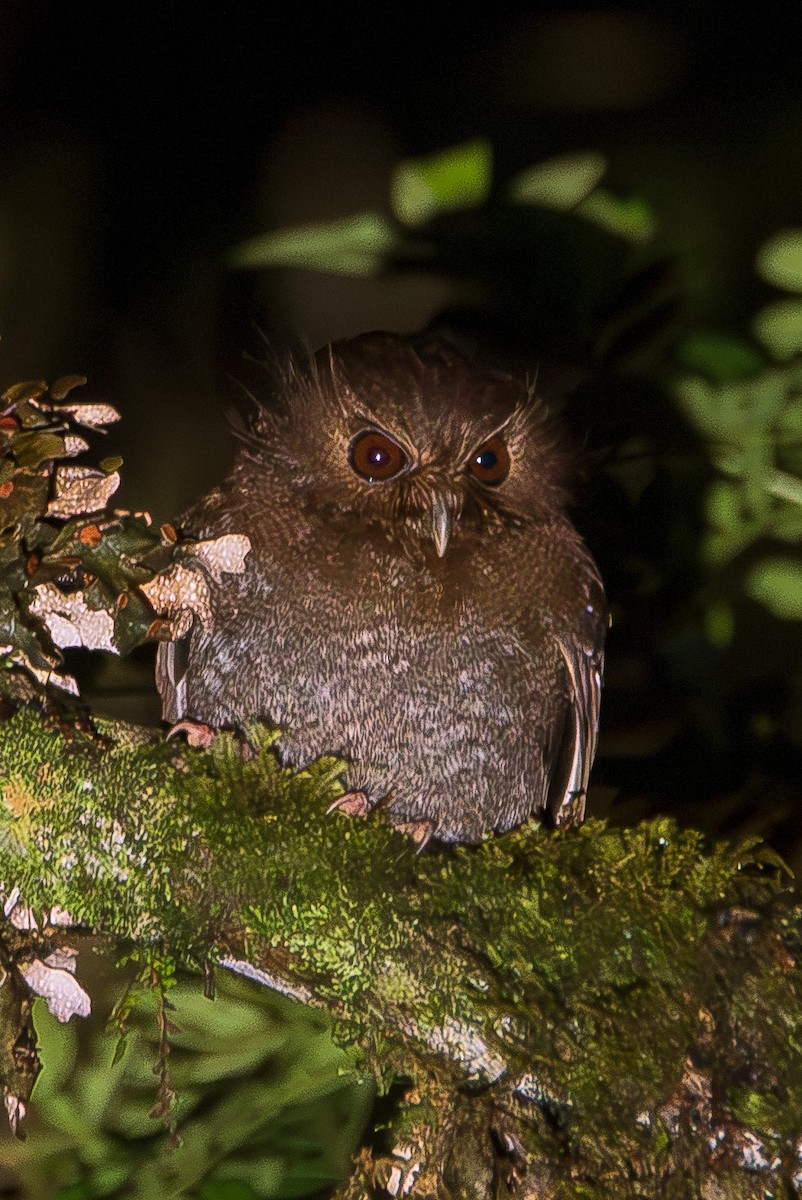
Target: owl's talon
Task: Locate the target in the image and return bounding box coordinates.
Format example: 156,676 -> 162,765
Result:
166,719 -> 217,748
327,790 -> 372,817
394,820 -> 435,853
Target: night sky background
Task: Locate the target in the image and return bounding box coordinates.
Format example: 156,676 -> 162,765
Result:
1,5 -> 801,859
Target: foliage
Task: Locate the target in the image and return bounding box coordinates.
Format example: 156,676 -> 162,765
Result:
675,231 -> 802,635
230,143 -> 654,278
0,378 -> 253,719
1,969 -> 370,1200
0,377 -> 173,702
229,142 -> 652,369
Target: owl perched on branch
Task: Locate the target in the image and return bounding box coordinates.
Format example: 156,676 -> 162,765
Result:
157,332 -> 607,847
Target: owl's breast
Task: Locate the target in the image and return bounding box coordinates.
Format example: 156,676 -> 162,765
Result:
205,533 -> 556,744
176,514 -> 588,841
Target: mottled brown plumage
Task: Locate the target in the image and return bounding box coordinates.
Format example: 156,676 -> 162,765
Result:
157,331 -> 607,844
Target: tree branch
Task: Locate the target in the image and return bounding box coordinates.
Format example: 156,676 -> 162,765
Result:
0,707 -> 800,1196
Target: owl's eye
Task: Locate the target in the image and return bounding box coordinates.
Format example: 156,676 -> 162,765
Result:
349,429 -> 408,482
468,435 -> 510,487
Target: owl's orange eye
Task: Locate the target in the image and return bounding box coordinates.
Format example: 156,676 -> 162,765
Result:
349,430 -> 408,483
468,435 -> 510,487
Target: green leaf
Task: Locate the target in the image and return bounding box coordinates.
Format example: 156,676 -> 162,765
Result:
507,151 -> 606,210
752,299 -> 802,360
229,212 -> 396,277
99,455 -> 123,475
746,557 -> 802,620
1,380 -> 47,405
390,138 -> 492,226
12,431 -> 66,469
677,333 -> 763,382
706,480 -> 742,532
776,398 -> 802,440
111,1033 -> 128,1068
756,229 -> 802,292
704,602 -> 734,648
113,592 -> 159,656
199,1183 -> 259,1200
770,502 -> 802,542
49,374 -> 87,401
748,842 -> 795,878
576,189 -> 655,243
0,470 -> 50,530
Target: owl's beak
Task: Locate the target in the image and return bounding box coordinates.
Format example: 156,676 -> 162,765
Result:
430,493 -> 452,557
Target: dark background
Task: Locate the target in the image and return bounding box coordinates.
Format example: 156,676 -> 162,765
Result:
1,4 -> 801,861
1,5 -> 800,507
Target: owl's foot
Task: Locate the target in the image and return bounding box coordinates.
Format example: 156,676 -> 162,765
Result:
166,719 -> 217,748
327,790 -> 373,817
393,819 -> 435,854
327,793 -> 435,852
166,721 -> 258,760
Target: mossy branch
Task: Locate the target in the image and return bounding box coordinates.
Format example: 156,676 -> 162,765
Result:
0,708 -> 800,1197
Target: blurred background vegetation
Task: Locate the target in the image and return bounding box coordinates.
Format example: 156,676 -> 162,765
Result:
1,4 -> 801,1194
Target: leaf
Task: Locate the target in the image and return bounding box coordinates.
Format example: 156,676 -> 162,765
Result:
755,229 -> 802,292
507,151 -> 606,210
63,434 -> 90,458
46,465 -> 121,518
141,563 -> 212,635
776,399 -> 802,441
0,471 -> 50,530
198,1182 -> 259,1199
677,333 -> 764,382
770,503 -> 802,541
391,139 -> 492,226
704,602 -> 734,648
747,842 -> 795,878
1,381 -> 47,405
111,1034 -> 128,1068
576,189 -> 656,243
28,583 -> 118,652
702,478 -> 756,563
113,591 -> 160,656
746,557 -> 802,620
49,374 -> 87,401
19,955 -> 91,1023
191,533 -> 252,580
752,299 -> 802,360
11,431 -> 67,469
229,212 -> 396,276
55,401 -> 121,429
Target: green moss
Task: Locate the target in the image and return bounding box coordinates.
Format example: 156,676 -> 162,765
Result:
1,708 -> 801,1191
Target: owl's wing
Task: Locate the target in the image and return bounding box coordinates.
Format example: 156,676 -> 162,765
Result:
546,585 -> 607,828
156,631 -> 190,724
153,492 -> 227,725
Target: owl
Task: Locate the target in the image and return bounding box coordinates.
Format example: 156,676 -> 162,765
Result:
156,331 -> 607,847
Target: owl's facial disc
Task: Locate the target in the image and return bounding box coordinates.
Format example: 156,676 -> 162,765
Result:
345,424 -> 515,557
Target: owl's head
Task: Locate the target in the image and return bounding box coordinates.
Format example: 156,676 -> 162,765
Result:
245,332 -> 570,554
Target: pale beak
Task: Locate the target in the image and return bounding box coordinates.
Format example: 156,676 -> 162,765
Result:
431,493 -> 452,557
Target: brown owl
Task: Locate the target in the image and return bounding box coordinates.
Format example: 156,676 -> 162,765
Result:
156,331 -> 607,847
